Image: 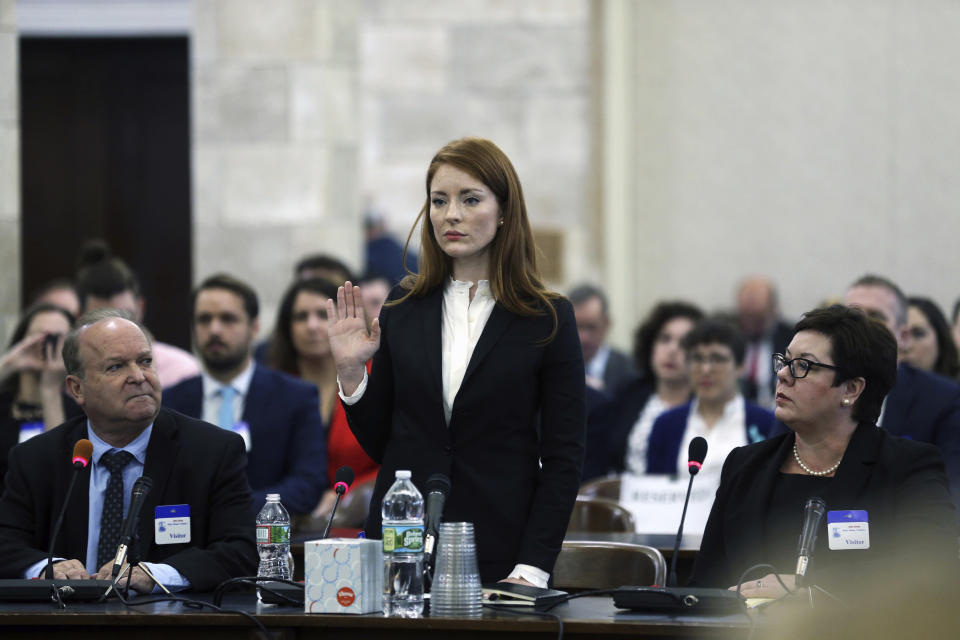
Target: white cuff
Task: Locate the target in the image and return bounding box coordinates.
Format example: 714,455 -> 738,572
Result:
507,563 -> 550,589
139,562 -> 191,593
337,370 -> 369,405
26,557 -> 64,579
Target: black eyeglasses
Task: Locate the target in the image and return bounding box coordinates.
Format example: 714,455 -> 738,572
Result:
772,353 -> 838,379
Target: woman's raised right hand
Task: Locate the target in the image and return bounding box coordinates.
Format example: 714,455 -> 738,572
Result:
327,281 -> 381,395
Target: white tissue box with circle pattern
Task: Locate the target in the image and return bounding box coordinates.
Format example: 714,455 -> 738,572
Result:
304,538 -> 383,614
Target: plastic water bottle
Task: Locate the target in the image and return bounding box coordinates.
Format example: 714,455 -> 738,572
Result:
381,470 -> 424,617
256,493 -> 291,601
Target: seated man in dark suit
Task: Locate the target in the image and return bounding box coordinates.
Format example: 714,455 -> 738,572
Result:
569,284 -> 638,395
845,274 -> 960,503
735,275 -> 793,406
163,274 -> 327,516
0,309 -> 257,592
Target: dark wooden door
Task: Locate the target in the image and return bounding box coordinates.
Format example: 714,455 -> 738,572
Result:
20,37 -> 192,349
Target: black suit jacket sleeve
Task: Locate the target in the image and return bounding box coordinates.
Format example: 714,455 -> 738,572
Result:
0,410 -> 258,591
690,423 -> 958,591
517,299 -> 586,570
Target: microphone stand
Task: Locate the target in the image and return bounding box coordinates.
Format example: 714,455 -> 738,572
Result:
45,467 -> 85,580
321,491 -> 345,540
667,472 -> 695,588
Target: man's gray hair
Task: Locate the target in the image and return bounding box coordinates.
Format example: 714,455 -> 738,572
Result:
62,308 -> 152,378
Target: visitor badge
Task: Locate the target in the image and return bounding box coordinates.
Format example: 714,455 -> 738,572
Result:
155,504 -> 191,545
233,421 -> 251,452
18,421 -> 43,443
827,510 -> 869,550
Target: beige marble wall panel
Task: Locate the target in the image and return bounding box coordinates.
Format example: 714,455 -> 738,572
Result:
314,0 -> 359,64
448,26 -> 587,93
220,146 -> 328,226
364,0 -> 586,25
195,65 -> 289,142
0,30 -> 15,123
217,0 -> 317,61
0,127 -> 16,221
292,66 -> 357,144
0,0 -> 13,28
887,0 -> 960,308
0,219 -> 18,335
361,25 -> 448,93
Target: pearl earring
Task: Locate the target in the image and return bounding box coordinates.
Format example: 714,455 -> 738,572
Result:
842,398 -> 851,406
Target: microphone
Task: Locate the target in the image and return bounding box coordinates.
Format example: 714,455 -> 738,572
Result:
668,437 -> 708,587
321,466 -> 354,539
110,476 -> 153,578
45,439 -> 93,579
795,497 -> 827,587
423,473 -> 451,566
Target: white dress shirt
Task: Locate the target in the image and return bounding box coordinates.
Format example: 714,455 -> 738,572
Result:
680,394 -> 748,480
340,278 -> 550,587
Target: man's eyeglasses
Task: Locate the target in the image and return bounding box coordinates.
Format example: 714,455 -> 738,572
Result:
772,353 -> 838,379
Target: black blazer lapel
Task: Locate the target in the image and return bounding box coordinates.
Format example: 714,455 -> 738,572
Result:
822,422 -> 879,511
418,288 -> 445,403
139,411 -> 181,561
461,304 -> 515,388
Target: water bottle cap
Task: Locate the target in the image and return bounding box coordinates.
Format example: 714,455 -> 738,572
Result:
266,493 -> 281,502
395,470 -> 411,479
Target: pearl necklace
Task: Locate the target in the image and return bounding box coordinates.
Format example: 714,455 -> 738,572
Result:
793,443 -> 841,476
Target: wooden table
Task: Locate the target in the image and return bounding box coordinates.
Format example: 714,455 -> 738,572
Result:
0,593 -> 753,639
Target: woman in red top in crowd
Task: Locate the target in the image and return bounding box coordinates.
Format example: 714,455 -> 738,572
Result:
268,278 -> 378,516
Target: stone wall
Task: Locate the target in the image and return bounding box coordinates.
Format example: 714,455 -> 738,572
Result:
191,0 -> 362,329
0,0 -> 18,339
601,0 -> 960,347
358,0 -> 595,288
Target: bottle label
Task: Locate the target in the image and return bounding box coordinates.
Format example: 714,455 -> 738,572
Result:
256,524 -> 290,545
382,524 -> 424,553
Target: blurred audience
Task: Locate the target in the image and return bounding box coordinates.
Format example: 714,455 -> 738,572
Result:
0,303 -> 81,495
569,284 -> 638,394
582,301 -> 703,480
844,274 -> 960,503
28,278 -> 80,318
266,277 -> 379,518
75,242 -> 199,388
735,276 -> 793,407
646,317 -> 775,476
904,296 -> 960,381
294,253 -> 355,285
163,274 -> 327,516
364,211 -> 418,286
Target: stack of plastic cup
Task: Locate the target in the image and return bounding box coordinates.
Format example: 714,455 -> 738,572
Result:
429,522 -> 482,617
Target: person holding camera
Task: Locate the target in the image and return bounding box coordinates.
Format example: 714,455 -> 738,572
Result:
0,303 -> 81,495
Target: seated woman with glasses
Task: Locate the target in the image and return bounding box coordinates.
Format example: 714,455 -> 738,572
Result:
646,318 -> 776,479
690,305 -> 958,599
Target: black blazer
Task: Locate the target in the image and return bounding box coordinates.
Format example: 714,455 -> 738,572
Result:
0,409 -> 258,591
162,365 -> 328,515
691,422 -> 958,592
882,363 -> 960,501
344,286 -> 586,582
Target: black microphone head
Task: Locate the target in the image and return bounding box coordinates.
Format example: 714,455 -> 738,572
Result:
805,496 -> 827,515
687,436 -> 708,475
335,465 -> 354,486
425,473 -> 451,495
132,475 -> 152,496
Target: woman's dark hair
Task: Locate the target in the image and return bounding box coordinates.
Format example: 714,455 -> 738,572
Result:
681,316 -> 747,365
1,303 -> 76,395
793,305 -> 897,425
267,278 -> 340,374
633,301 -> 704,377
907,297 -> 960,380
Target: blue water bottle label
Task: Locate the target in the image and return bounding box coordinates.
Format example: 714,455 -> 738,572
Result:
382,524 -> 424,553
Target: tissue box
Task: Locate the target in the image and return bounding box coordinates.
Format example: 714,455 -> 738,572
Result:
304,538 -> 383,614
